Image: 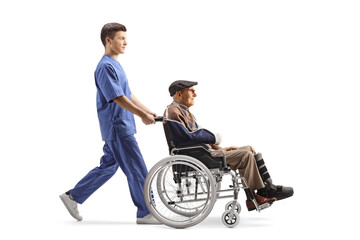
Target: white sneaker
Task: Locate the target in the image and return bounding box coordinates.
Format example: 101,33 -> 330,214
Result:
136,214 -> 162,224
59,193 -> 82,221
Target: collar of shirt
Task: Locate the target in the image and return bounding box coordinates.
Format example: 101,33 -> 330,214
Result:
172,101 -> 190,111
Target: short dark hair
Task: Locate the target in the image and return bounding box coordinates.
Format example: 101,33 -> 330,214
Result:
100,22 -> 127,47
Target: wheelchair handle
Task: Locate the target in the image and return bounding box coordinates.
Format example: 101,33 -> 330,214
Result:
154,116 -> 164,122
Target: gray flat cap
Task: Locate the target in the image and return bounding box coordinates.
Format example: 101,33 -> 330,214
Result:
169,80 -> 198,97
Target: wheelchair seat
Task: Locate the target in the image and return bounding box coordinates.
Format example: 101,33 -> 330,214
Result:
162,120 -> 228,171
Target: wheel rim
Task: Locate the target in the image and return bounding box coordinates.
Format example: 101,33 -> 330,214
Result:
144,156 -> 216,228
225,202 -> 241,214
224,213 -> 236,224
222,211 -> 239,227
156,165 -> 205,216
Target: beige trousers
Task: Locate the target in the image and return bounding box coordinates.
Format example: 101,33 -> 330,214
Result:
213,146 -> 265,191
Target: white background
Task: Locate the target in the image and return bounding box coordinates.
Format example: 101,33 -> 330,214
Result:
1,0 -> 359,239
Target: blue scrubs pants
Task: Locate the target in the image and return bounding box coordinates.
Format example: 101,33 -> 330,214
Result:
69,135 -> 150,218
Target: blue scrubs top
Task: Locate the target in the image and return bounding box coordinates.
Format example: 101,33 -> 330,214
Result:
95,55 -> 136,141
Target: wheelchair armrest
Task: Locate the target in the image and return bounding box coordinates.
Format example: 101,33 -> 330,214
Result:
171,144 -> 226,158
170,144 -> 210,155
171,144 -> 228,171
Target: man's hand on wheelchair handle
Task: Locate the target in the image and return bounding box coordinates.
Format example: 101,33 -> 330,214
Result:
141,112 -> 156,125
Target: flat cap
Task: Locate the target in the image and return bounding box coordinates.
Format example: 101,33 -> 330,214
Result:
169,80 -> 198,97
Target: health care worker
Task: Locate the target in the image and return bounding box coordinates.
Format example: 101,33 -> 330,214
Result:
60,23 -> 160,224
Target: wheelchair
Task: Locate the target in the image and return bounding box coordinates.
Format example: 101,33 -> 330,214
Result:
143,117 -> 272,228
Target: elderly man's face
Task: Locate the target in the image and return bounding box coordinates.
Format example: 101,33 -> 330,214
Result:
178,86 -> 197,108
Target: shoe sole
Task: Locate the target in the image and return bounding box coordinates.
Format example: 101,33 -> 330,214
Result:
59,195 -> 82,221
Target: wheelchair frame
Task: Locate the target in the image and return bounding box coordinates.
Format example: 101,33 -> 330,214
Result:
143,117 -> 271,228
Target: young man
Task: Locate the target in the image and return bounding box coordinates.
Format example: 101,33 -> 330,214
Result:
164,80 -> 293,211
60,23 -> 160,224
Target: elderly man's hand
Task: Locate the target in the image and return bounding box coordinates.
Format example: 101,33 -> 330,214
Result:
224,146 -> 238,151
221,146 -> 238,152
211,144 -> 238,152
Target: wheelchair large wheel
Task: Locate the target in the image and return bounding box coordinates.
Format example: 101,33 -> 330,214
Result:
144,155 -> 217,229
156,166 -> 201,217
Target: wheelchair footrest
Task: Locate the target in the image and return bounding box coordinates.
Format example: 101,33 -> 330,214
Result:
258,202 -> 272,211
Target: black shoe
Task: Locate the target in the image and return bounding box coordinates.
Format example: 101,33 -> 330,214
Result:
257,183 -> 294,201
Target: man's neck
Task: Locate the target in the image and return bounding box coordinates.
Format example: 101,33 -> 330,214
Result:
104,50 -> 119,61
172,101 -> 189,110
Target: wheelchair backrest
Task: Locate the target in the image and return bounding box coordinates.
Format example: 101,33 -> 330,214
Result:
163,121 -> 176,153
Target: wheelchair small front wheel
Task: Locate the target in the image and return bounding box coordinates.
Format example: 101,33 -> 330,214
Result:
225,201 -> 241,214
222,210 -> 240,228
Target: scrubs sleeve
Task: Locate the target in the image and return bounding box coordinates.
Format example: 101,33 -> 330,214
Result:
96,64 -> 125,102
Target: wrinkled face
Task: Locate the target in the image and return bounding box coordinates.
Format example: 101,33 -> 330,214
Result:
107,31 -> 127,54
178,86 -> 197,108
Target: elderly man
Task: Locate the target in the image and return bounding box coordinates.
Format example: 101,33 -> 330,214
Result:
163,80 -> 293,211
